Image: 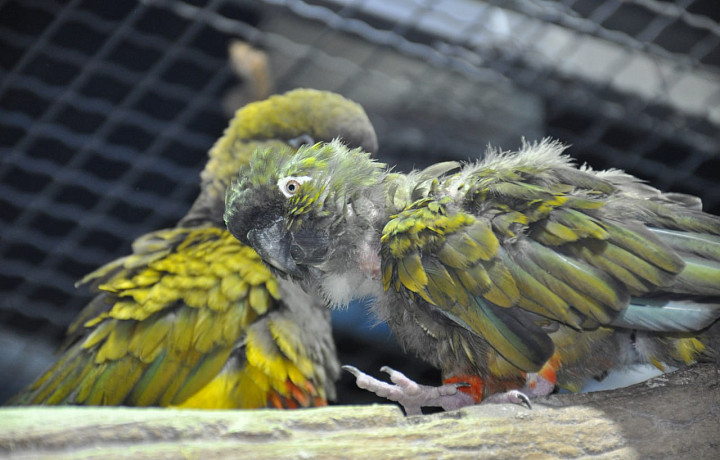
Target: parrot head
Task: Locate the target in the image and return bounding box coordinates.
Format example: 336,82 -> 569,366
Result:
182,88 -> 379,228
224,141 -> 386,304
206,88 -> 380,190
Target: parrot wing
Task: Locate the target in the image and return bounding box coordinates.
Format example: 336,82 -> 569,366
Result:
381,140 -> 720,373
10,226 -> 337,408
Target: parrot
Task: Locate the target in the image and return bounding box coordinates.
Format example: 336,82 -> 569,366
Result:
7,89 -> 378,409
224,138 -> 720,415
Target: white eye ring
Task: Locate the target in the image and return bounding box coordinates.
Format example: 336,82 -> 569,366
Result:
277,176 -> 311,198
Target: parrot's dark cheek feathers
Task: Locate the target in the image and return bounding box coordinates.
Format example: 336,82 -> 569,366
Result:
289,227 -> 330,266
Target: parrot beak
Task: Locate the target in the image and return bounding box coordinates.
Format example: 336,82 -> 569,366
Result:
247,218 -> 304,278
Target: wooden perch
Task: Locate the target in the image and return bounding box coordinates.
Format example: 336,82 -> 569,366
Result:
1,363 -> 718,459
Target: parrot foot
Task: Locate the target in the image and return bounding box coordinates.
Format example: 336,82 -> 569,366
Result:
342,365 -> 475,416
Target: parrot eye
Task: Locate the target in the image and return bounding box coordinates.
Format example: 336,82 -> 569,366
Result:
277,176 -> 311,198
286,180 -> 301,194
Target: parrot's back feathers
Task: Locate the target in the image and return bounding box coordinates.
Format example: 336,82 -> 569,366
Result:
9,227 -> 339,408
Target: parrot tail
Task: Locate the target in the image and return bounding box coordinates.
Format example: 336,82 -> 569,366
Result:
607,227 -> 720,333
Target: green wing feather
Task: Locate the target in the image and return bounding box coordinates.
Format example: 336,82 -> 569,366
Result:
381,140 -> 720,373
381,196 -> 554,372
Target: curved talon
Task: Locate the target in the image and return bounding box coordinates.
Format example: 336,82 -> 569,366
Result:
515,391 -> 532,410
380,366 -> 419,392
484,389 -> 533,409
342,364 -> 361,376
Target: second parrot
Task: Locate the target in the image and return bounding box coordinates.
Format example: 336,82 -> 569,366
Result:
8,89 -> 378,409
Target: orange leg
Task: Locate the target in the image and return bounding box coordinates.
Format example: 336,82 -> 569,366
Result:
443,374 -> 526,403
445,353 -> 562,406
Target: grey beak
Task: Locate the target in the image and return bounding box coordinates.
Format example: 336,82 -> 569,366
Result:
247,218 -> 304,278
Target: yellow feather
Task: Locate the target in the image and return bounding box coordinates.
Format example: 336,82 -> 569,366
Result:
465,221 -> 499,260
397,252 -> 428,293
650,358 -> 665,371
185,289 -> 209,309
85,357 -> 143,405
175,370 -> 241,409
437,242 -> 472,269
287,363 -> 308,387
170,307 -> 196,353
222,304 -> 246,341
75,362 -> 107,404
206,285 -> 228,312
454,264 -> 491,296
171,347 -> 233,405
249,286 -> 270,314
382,261 -> 394,291
220,274 -> 249,300
487,352 -> 521,377
242,269 -> 271,286
483,261 -> 519,308
246,329 -> 288,384
243,364 -> 272,393
268,318 -> 300,363
266,278 -> 280,299
190,275 -> 218,290
82,320 -> 113,349
671,337 -> 705,364
157,356 -> 197,406
95,320 -> 132,363
132,270 -> 162,287
44,355 -> 96,405
128,314 -> 173,363
192,308 -> 219,352
35,358 -> 83,404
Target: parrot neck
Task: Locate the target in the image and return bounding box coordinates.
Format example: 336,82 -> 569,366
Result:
316,181 -> 387,308
316,233 -> 383,307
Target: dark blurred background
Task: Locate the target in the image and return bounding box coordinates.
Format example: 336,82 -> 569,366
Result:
1,0 -> 719,405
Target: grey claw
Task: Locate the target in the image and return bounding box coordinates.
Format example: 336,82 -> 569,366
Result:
342,365 -> 361,377
518,393 -> 532,410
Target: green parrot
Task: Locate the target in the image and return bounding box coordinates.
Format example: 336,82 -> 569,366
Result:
225,139 -> 720,415
8,89 -> 378,409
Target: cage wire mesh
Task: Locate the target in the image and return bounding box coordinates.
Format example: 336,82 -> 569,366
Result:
1,0 -> 719,405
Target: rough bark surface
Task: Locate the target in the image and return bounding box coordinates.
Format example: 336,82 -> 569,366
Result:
1,364 -> 718,459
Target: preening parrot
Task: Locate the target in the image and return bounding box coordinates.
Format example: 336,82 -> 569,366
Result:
225,139 -> 720,415
7,89 -> 378,409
